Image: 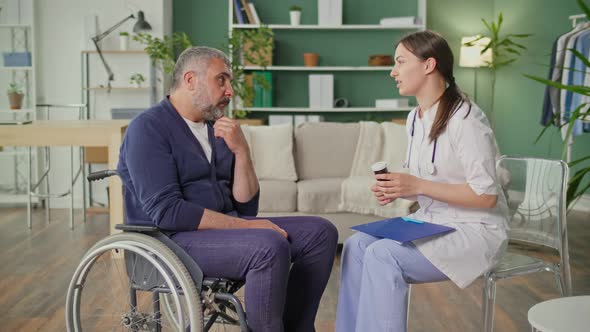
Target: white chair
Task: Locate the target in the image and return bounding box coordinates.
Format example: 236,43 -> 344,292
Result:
483,156 -> 572,332
528,296 -> 590,332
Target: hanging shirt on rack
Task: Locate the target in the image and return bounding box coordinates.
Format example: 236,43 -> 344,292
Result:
569,29 -> 590,133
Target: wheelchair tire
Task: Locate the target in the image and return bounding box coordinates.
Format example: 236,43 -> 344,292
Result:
65,232 -> 203,331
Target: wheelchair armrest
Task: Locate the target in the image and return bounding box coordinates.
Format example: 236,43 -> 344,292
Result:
115,224 -> 160,233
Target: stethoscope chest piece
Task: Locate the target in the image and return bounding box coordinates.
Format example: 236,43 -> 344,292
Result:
425,161 -> 436,175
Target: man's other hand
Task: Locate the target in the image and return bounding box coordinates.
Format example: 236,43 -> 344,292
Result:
244,219 -> 288,238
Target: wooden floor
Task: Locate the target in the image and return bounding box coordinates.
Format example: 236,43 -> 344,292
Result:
1,207 -> 589,331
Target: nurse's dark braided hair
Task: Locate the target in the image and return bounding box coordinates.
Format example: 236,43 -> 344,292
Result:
398,30 -> 470,143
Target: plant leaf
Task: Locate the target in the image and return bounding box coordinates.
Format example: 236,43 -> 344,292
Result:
570,48 -> 590,69
577,0 -> 590,19
524,74 -> 590,95
569,154 -> 590,167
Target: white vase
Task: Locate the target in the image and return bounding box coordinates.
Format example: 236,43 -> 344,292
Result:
290,11 -> 301,26
119,35 -> 129,50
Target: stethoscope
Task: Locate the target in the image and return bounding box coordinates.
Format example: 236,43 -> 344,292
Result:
403,101 -> 472,175
403,110 -> 437,175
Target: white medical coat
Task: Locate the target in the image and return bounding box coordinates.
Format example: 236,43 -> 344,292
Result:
405,101 -> 509,288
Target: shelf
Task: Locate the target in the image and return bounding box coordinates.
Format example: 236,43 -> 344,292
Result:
243,65 -> 392,71
0,109 -> 35,113
81,50 -> 147,54
0,66 -> 33,71
0,192 -> 40,204
0,150 -> 29,157
0,24 -> 31,29
242,107 -> 412,113
232,24 -> 425,30
85,87 -> 153,91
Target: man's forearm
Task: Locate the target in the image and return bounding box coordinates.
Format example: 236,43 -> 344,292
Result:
232,150 -> 259,202
198,209 -> 247,230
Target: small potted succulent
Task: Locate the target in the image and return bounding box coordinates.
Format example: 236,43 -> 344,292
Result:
289,5 -> 302,26
119,31 -> 130,50
7,83 -> 24,110
129,73 -> 146,87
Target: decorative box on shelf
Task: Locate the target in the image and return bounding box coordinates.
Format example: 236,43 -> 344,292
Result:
2,52 -> 32,66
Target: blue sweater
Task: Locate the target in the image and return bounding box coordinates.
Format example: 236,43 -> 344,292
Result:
118,98 -> 259,231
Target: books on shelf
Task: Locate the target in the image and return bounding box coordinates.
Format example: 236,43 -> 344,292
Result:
379,16 -> 417,27
241,0 -> 255,24
309,74 -> 334,108
234,0 -> 261,24
253,71 -> 273,107
248,3 -> 261,25
318,0 -> 342,26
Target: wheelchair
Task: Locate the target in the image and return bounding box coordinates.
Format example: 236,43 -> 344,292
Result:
65,170 -> 249,331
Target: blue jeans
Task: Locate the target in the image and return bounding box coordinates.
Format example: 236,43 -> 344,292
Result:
171,216 -> 338,332
336,232 -> 448,332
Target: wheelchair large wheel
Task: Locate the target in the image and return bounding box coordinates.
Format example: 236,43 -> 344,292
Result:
66,233 -> 203,331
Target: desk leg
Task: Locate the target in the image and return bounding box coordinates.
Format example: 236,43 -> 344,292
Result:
108,131 -> 124,235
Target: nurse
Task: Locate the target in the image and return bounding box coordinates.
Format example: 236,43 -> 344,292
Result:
335,30 -> 509,332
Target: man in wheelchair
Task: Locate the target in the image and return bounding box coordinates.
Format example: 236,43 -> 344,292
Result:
117,46 -> 339,331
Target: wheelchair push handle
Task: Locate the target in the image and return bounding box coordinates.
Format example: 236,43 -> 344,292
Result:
87,170 -> 119,182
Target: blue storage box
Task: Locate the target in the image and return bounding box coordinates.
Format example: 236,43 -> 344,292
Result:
2,52 -> 32,67
111,108 -> 145,119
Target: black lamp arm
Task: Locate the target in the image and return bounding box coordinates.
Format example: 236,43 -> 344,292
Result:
91,14 -> 135,85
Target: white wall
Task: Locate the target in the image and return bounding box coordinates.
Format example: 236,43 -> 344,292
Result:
29,0 -> 171,208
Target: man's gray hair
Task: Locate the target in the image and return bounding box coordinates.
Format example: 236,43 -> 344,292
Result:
170,46 -> 231,92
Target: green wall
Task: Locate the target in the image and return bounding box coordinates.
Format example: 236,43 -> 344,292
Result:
174,0 -> 588,162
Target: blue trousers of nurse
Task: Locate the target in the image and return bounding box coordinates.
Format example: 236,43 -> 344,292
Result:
336,232 -> 448,332
171,216 -> 338,332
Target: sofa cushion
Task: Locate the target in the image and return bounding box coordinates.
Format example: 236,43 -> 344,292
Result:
295,122 -> 359,180
246,124 -> 298,181
259,180 -> 297,212
297,178 -> 345,213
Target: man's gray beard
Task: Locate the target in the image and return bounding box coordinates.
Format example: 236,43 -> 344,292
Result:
193,90 -> 224,121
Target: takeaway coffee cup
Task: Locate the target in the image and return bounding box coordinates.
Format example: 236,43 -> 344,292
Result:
371,161 -> 389,180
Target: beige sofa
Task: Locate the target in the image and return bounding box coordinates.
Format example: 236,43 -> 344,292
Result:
242,121 -> 413,243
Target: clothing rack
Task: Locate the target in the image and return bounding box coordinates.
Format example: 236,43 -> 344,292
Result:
569,13 -> 588,28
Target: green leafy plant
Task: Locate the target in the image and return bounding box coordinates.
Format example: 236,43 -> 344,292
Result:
227,26 -> 274,118
129,73 -> 146,87
525,0 -> 590,209
133,32 -> 193,74
290,5 -> 302,11
465,12 -> 532,128
119,31 -> 129,37
7,82 -> 23,95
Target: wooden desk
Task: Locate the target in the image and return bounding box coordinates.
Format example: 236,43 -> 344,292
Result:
0,120 -> 128,234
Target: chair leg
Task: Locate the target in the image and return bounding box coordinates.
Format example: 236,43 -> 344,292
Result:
483,273 -> 497,332
554,269 -> 565,296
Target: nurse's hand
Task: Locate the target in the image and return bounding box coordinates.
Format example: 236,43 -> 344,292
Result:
374,172 -> 424,200
213,116 -> 250,156
371,184 -> 394,205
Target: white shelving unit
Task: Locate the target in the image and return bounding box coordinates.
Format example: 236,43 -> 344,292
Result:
227,0 -> 426,116
81,49 -> 156,119
233,23 -> 425,30
0,0 -> 39,205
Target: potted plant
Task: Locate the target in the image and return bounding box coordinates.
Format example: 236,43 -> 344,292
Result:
227,26 -> 274,119
289,5 -> 302,26
119,31 -> 130,50
7,83 -> 24,110
129,73 -> 146,87
134,32 -> 193,74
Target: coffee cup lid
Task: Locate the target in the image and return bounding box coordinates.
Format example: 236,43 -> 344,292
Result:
371,161 -> 388,172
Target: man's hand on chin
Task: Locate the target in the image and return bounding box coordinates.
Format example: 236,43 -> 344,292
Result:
213,116 -> 249,156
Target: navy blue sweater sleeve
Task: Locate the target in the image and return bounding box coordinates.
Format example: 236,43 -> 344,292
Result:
229,154 -> 260,216
122,115 -> 205,231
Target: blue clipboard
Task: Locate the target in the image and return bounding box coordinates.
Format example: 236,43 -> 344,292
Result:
351,217 -> 455,244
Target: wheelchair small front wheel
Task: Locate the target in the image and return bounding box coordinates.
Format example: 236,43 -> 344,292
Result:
65,232 -> 203,331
